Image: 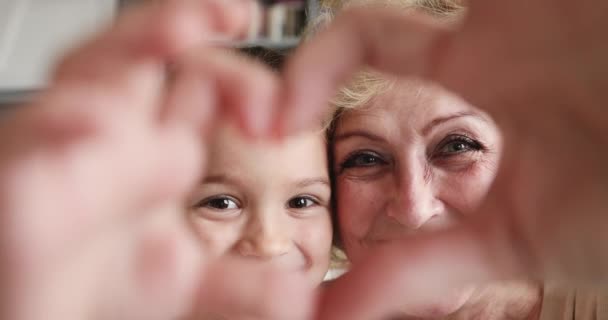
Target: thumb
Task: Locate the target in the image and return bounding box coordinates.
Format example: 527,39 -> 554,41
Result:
281,7 -> 455,136
193,257 -> 318,320
316,224 -> 525,320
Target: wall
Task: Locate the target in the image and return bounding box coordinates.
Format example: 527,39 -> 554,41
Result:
0,0 -> 116,92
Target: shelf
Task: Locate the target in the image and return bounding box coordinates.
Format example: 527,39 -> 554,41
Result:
0,89 -> 36,106
224,37 -> 300,50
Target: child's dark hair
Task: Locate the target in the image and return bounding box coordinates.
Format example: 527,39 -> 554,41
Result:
239,46 -> 288,71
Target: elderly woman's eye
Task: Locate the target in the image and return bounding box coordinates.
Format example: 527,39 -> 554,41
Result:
433,134 -> 484,158
287,196 -> 318,209
194,196 -> 240,210
341,151 -> 388,169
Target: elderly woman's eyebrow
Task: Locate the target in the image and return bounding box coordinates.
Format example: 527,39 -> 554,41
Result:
333,130 -> 386,143
421,111 -> 489,135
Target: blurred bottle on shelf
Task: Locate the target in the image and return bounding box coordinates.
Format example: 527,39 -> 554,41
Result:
242,0 -> 308,49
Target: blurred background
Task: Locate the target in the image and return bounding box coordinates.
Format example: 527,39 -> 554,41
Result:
0,0 -> 318,108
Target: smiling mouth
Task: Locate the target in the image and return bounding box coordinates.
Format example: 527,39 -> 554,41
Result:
363,234 -> 414,246
364,238 -> 391,246
363,226 -> 448,246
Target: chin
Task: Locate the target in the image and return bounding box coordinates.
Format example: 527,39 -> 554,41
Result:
400,286 -> 474,318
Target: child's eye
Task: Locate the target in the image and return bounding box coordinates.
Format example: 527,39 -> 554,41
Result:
194,196 -> 240,210
287,196 -> 318,209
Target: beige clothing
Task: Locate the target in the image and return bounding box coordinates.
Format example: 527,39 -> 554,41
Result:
540,285 -> 608,320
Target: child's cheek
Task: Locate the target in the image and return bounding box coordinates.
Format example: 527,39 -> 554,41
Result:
189,220 -> 242,258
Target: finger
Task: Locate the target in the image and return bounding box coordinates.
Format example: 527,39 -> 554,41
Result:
4,205 -> 202,320
280,7 -> 455,135
193,257 -> 317,320
475,152 -> 608,283
93,48 -> 281,217
45,0 -> 255,128
316,227 -> 516,320
166,48 -> 280,137
54,0 -> 254,83
119,206 -> 203,320
8,0 -> 256,150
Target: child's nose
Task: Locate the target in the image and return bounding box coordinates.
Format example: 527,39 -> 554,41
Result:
236,215 -> 291,259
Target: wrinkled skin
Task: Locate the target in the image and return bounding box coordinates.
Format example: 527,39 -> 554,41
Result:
1,0 -> 608,319
281,0 -> 608,319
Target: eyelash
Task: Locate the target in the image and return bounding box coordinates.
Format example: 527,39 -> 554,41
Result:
287,195 -> 320,210
192,195 -> 321,211
339,150 -> 389,172
430,134 -> 485,159
193,195 -> 240,211
338,134 -> 485,172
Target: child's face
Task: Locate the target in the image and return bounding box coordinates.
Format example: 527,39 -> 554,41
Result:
188,125 -> 332,284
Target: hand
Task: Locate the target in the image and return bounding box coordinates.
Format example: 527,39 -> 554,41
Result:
188,258 -> 317,320
0,1 -> 282,319
281,0 -> 608,318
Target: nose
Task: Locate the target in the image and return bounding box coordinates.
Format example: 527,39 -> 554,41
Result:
235,210 -> 291,259
386,155 -> 445,230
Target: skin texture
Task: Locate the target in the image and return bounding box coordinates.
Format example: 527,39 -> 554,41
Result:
332,80 -> 541,319
1,0 -> 608,319
187,125 -> 332,318
333,81 -> 501,318
280,0 -> 608,319
0,1 -> 288,319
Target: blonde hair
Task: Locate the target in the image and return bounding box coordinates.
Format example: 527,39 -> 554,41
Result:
310,0 -> 465,260
320,0 -> 464,15
310,0 -> 465,132
309,0 -> 465,40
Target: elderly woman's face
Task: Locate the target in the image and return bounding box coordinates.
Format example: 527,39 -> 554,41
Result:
332,81 -> 502,317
